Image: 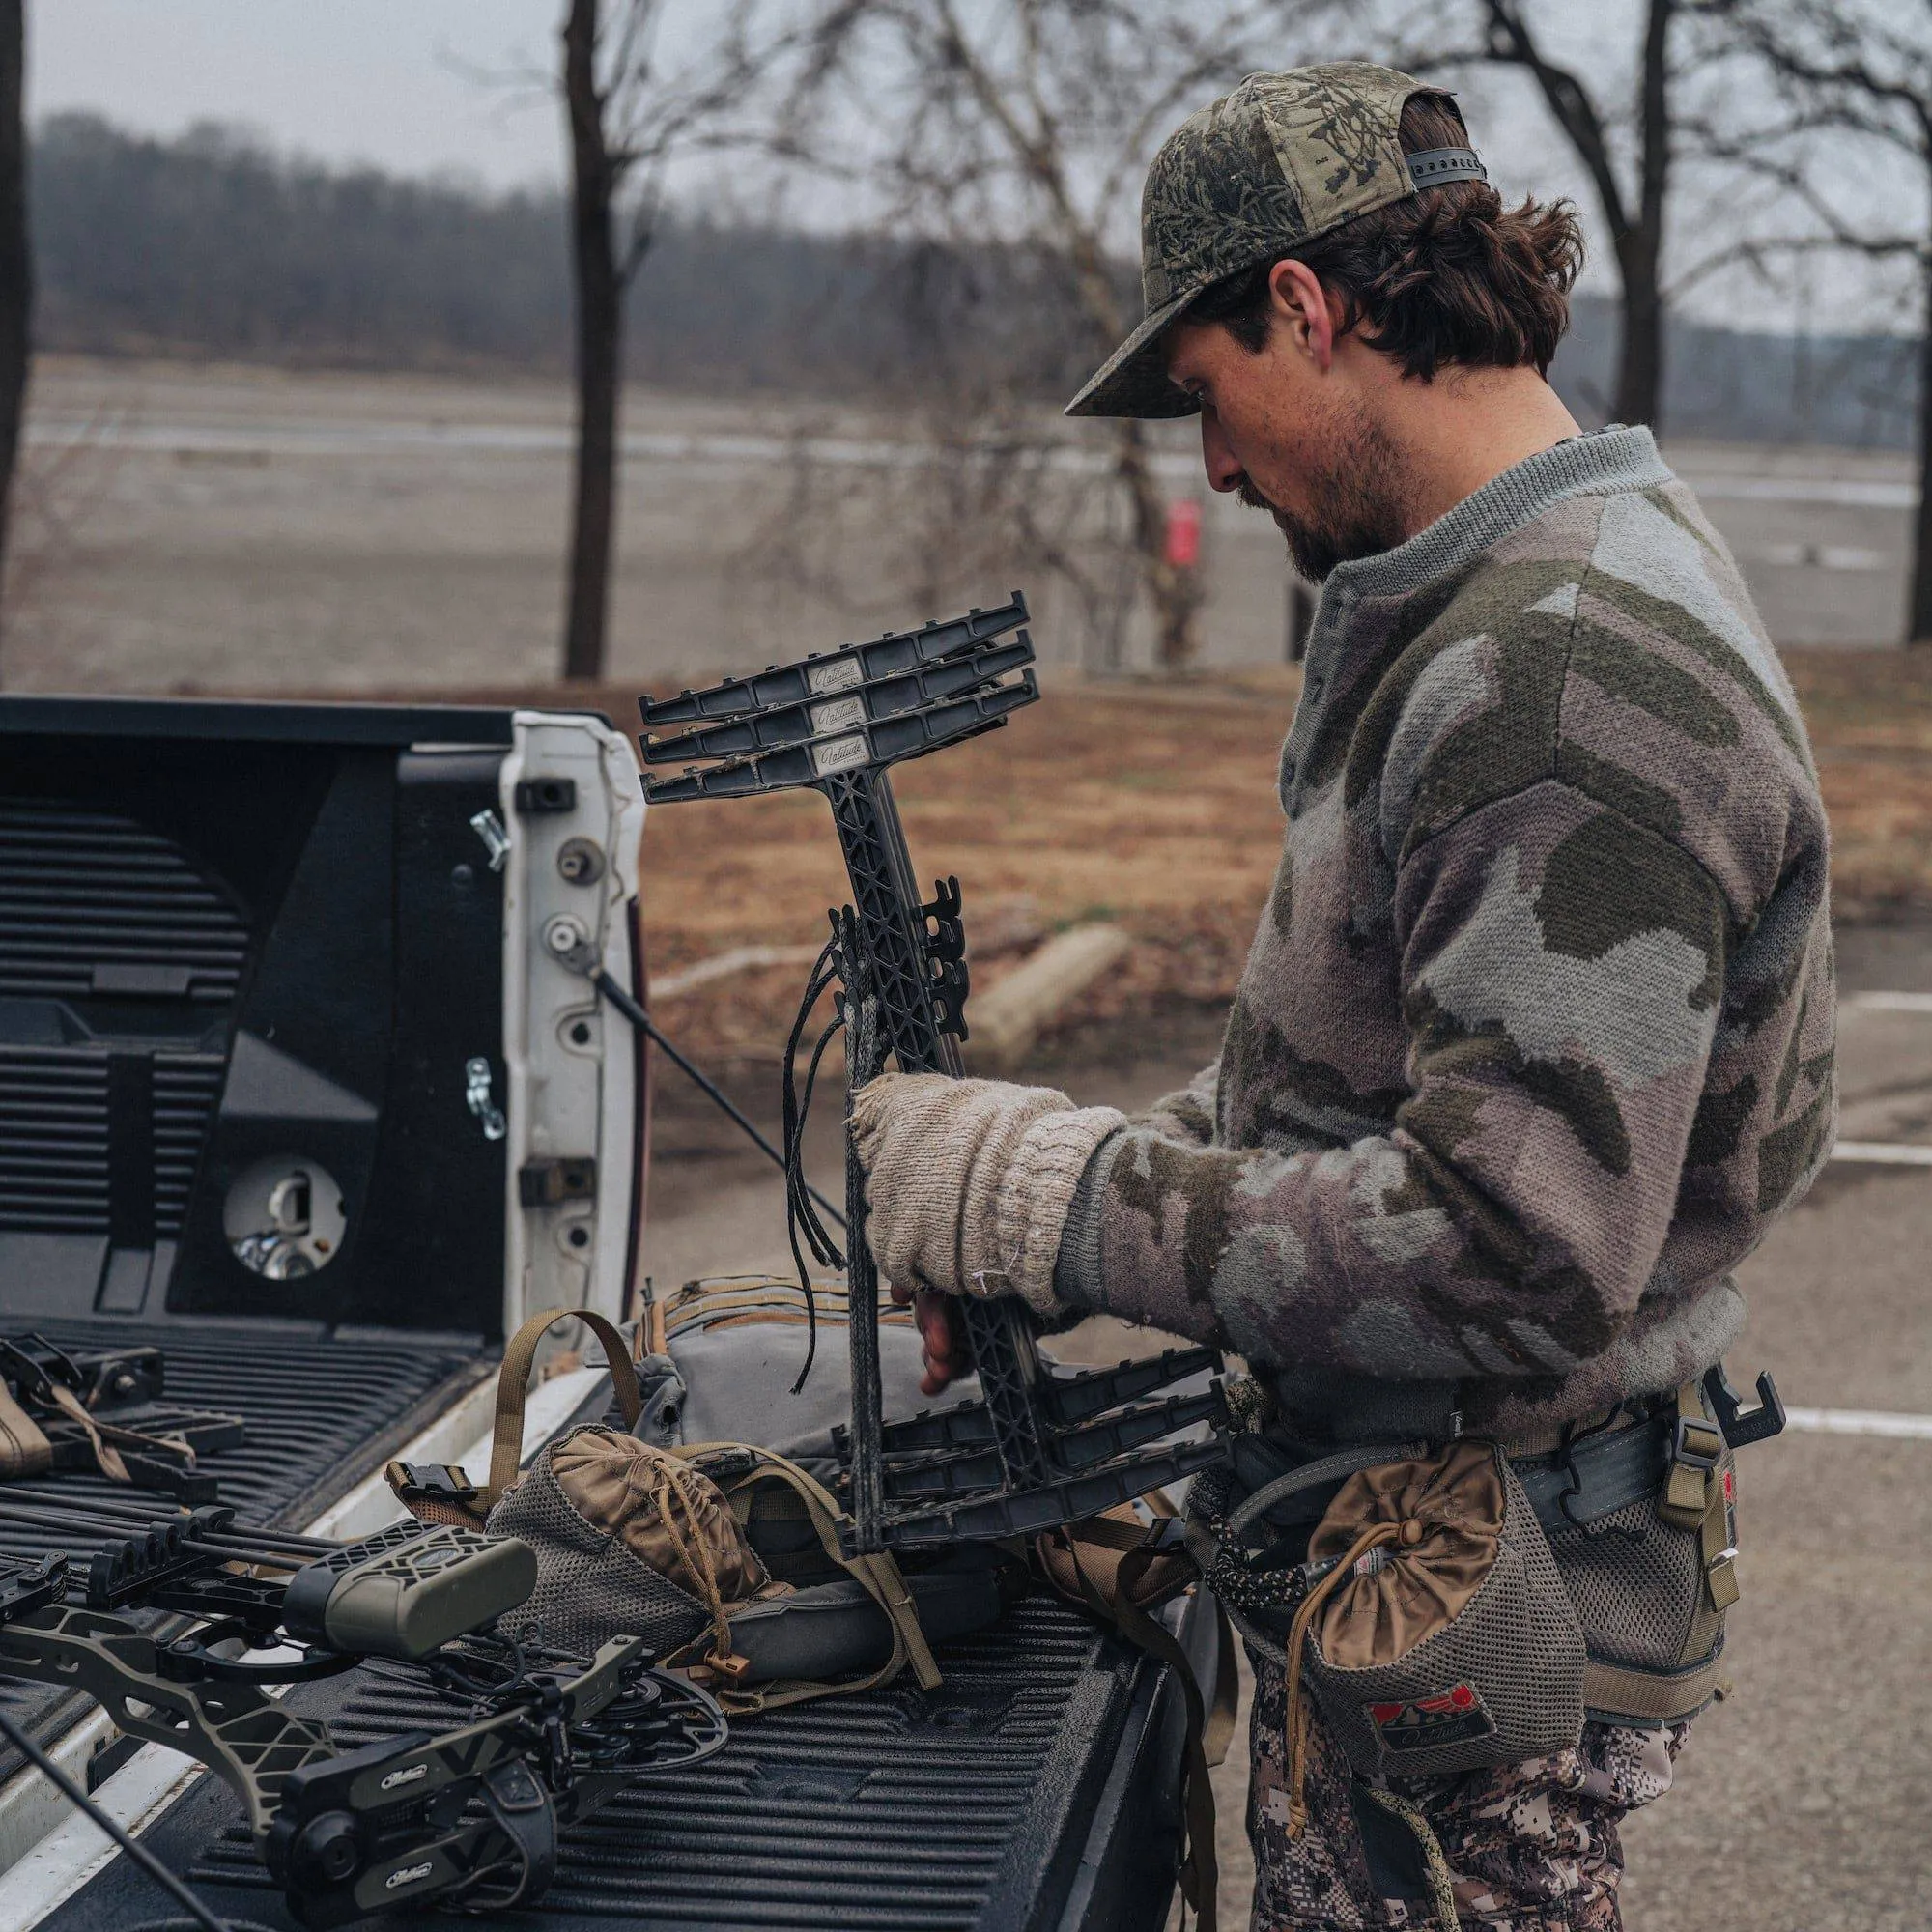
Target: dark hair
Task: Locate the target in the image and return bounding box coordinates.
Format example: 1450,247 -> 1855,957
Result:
1187,93 -> 1583,379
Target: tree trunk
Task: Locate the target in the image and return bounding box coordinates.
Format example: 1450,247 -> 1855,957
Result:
562,0 -> 620,685
1060,237 -> 1198,671
1612,242 -> 1663,427
1909,263 -> 1932,645
1613,0 -> 1671,428
0,0 -> 29,672
1113,421 -> 1199,671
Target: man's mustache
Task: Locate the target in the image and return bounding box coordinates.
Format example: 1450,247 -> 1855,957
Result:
1236,473 -> 1292,533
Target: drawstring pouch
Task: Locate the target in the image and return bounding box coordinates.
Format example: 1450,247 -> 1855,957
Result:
1224,1439 -> 1585,1835
486,1423 -> 778,1668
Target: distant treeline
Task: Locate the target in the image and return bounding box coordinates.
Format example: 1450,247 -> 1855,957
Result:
30,112 -> 1098,397
29,112 -> 1923,447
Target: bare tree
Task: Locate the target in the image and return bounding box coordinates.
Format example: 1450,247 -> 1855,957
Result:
559,0 -> 786,683
734,240 -> 1160,675
0,0 -> 29,675
1483,2 -> 1677,427
1711,0 -> 1932,643
784,0 -> 1312,672
1378,0 -> 1753,430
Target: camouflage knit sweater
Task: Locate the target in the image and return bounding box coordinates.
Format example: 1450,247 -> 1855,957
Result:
1054,427 -> 1835,1442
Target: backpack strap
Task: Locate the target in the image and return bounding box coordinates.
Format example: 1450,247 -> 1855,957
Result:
1039,1503 -> 1234,1932
386,1307 -> 643,1525
676,1441 -> 942,1711
0,1383 -> 51,1481
482,1307 -> 642,1512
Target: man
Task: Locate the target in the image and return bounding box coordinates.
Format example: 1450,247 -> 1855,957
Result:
852,63 -> 1834,1932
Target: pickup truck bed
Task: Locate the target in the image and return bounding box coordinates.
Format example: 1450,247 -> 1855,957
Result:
46,1592 -> 1204,1932
5,1336 -> 1210,1932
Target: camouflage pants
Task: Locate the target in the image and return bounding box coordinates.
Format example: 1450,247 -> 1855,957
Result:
1246,1651 -> 1690,1931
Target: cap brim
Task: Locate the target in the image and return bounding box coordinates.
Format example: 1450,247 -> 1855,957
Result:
1064,291 -> 1201,419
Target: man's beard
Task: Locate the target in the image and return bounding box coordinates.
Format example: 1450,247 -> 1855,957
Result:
1236,401 -> 1410,582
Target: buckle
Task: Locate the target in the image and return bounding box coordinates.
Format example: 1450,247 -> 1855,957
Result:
1671,1417 -> 1723,1472
1703,1364 -> 1786,1448
389,1462 -> 479,1505
0,1338 -> 61,1406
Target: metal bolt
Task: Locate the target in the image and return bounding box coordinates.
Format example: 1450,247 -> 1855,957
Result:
556,837 -> 606,885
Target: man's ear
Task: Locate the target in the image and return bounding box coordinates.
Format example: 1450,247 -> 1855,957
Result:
1267,258 -> 1339,372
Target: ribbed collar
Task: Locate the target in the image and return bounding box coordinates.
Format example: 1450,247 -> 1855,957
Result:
1322,424 -> 1673,607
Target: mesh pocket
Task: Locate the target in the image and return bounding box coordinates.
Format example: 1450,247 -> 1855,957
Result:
488,1458 -> 712,1659
1548,1494 -> 1700,1671
1546,1448 -> 1733,1679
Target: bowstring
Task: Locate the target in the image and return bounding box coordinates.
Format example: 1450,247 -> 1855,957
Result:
782,929 -> 846,1392
0,1705 -> 236,1932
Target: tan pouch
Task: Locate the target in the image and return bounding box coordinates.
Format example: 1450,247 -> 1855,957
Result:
387,1308 -> 941,1712
1286,1441 -> 1584,1821
488,1424 -> 779,1667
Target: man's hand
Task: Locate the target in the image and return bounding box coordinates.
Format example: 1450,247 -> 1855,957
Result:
892,1281 -> 968,1395
848,1070 -> 1125,1327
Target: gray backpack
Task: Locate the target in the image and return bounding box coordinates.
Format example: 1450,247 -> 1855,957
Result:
387,1295 -> 1014,1711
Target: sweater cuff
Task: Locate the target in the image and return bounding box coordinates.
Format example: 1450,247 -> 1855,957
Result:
993,1107 -> 1125,1316
1051,1126 -> 1126,1312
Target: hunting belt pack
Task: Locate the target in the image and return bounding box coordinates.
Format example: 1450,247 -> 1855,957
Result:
386,1304 -> 1017,1714
1194,1364 -> 1774,1811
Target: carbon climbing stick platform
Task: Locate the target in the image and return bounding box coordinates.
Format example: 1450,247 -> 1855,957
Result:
639,596 -> 1228,1552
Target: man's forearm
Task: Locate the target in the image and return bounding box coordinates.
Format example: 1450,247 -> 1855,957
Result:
1128,1058 -> 1221,1146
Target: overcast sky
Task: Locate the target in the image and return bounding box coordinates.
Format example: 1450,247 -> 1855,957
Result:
29,1 -> 582,191
25,0 -> 1915,334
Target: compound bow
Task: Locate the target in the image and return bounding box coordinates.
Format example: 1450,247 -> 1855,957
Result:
0,1504 -> 726,1928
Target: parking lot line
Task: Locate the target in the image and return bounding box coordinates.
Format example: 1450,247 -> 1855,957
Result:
1830,1141 -> 1932,1165
1841,990 -> 1932,1014
1782,1406 -> 1932,1440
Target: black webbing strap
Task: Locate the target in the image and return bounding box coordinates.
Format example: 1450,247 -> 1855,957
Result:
1406,146 -> 1488,188
1513,1418 -> 1667,1530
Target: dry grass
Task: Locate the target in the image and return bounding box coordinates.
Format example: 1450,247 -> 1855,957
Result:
1784,649 -> 1932,921
613,668 -> 1301,1065
499,647 -> 1932,1064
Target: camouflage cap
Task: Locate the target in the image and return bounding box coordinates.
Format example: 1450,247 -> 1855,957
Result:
1065,63 -> 1478,419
